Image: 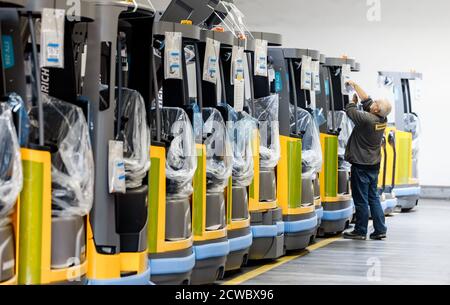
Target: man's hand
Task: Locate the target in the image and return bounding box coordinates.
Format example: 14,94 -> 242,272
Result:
346,80 -> 370,101
346,80 -> 356,88
351,93 -> 359,104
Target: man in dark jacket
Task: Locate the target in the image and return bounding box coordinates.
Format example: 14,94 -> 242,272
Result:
343,81 -> 392,240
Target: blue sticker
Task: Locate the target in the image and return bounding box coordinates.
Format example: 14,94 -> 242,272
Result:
275,71 -> 282,93
2,35 -> 15,69
324,79 -> 330,97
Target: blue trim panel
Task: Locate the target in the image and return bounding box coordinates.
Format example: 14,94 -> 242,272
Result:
276,221 -> 285,235
385,198 -> 397,209
322,205 -> 354,221
87,266 -> 152,285
284,215 -> 318,233
251,224 -> 277,238
149,252 -> 196,275
194,241 -> 230,261
251,222 -> 285,238
394,186 -> 421,197
315,206 -> 324,220
228,232 -> 253,252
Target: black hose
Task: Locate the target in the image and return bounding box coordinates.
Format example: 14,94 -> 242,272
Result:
247,52 -> 255,115
289,59 -> 299,135
151,42 -> 161,143
381,136 -> 387,193
116,35 -> 123,139
389,131 -> 397,190
28,13 -> 44,146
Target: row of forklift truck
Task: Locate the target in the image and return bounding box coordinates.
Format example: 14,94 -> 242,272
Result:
0,0 -> 421,285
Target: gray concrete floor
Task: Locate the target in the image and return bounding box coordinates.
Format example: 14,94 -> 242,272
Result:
227,199 -> 450,285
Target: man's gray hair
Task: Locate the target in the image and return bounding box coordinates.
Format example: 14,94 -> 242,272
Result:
375,99 -> 392,118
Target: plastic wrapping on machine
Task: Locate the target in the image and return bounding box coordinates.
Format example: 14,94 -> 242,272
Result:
227,105 -> 257,187
116,88 -> 151,189
404,113 -> 421,178
202,108 -> 233,192
250,94 -> 281,169
0,104 -> 23,227
328,111 -> 353,170
5,93 -> 30,147
29,96 -> 94,217
289,105 -> 322,176
154,107 -> 197,198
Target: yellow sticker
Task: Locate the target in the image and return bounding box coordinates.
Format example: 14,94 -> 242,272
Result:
375,123 -> 387,131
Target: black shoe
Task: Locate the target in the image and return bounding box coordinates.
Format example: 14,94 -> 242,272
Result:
343,230 -> 366,240
370,232 -> 387,240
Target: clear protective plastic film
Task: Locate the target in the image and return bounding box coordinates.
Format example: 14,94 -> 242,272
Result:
29,96 -> 94,217
40,8 -> 65,69
203,38 -> 221,84
165,32 -> 183,80
227,106 -> 257,187
6,93 -> 30,147
328,111 -> 354,170
251,94 -> 281,169
404,113 -> 421,178
341,64 -> 352,95
155,107 -> 197,198
116,89 -> 151,189
202,108 -> 233,192
300,55 -> 312,91
0,104 -> 23,227
254,39 -> 268,77
290,106 -> 323,176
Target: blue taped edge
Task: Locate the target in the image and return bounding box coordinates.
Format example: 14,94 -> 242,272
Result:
322,205 -> 354,221
149,252 -> 196,276
193,241 -> 230,261
394,186 -> 421,197
284,215 -> 318,233
228,232 -> 253,252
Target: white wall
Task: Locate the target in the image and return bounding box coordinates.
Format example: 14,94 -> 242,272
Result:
234,0 -> 450,187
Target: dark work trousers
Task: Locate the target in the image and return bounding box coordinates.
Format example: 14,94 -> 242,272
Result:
351,165 -> 387,235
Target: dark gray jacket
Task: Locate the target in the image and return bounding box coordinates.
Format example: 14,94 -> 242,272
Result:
345,99 -> 387,168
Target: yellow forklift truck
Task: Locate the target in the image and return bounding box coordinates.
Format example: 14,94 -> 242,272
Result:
201,0 -> 256,272
378,71 -> 422,212
0,101 -> 22,285
0,0 -> 26,285
315,57 -> 357,235
197,28 -> 252,275
12,0 -> 95,284
148,19 -> 201,285
82,0 -> 154,284
149,0 -> 234,284
247,32 -> 285,260
267,47 -> 320,250
202,0 -> 280,263
190,28 -> 234,284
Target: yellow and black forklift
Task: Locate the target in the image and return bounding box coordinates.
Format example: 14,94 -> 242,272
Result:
11,0 -> 95,284
82,0 -> 154,284
247,32 -> 285,260
0,0 -> 27,285
378,71 -> 422,212
201,0 -> 256,273
315,57 -> 357,235
266,47 -> 321,250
